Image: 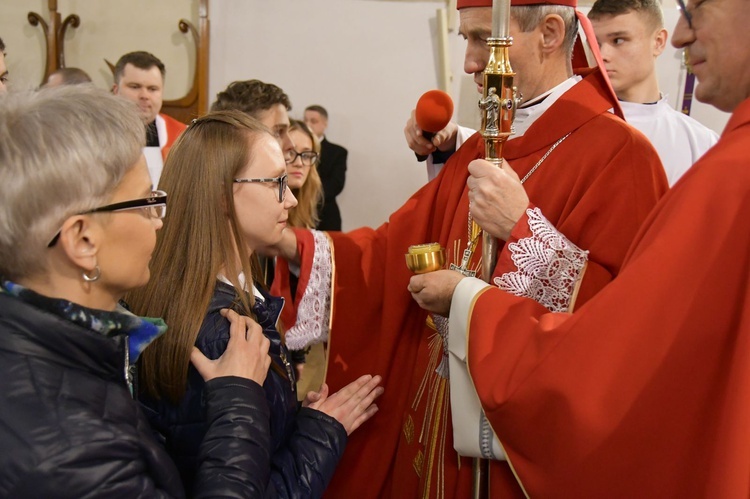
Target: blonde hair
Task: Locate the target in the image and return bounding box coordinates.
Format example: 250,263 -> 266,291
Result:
0,86 -> 144,279
127,110 -> 272,403
288,119 -> 323,229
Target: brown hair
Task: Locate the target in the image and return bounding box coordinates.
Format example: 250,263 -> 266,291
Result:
211,80 -> 291,117
114,51 -> 166,84
304,104 -> 328,119
127,110 -> 270,403
588,0 -> 664,30
47,67 -> 92,86
288,120 -> 323,229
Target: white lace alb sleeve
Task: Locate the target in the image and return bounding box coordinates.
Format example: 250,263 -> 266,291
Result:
494,207 -> 588,313
283,230 -> 333,350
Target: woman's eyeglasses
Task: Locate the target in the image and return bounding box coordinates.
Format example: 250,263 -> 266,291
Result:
285,150 -> 319,167
233,174 -> 288,203
47,190 -> 167,247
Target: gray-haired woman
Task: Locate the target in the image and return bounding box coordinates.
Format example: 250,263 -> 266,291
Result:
0,86 -> 272,498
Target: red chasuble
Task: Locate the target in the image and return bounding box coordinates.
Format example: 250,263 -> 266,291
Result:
275,69 -> 667,499
466,97 -> 750,497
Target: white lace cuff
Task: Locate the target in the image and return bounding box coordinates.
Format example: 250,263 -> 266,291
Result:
494,208 -> 588,313
284,230 -> 333,350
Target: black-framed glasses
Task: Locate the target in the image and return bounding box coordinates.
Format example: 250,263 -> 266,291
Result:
47,190 -> 167,247
676,0 -> 693,29
233,174 -> 288,203
285,150 -> 319,167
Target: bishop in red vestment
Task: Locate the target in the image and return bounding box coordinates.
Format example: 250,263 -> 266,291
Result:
412,1 -> 750,496
272,1 -> 668,497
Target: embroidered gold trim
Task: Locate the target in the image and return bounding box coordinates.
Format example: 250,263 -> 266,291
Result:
404,414 -> 415,445
421,379 -> 447,499
413,450 -> 425,478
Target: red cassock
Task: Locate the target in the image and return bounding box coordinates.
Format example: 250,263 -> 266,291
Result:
274,68 -> 667,498
465,97 -> 750,498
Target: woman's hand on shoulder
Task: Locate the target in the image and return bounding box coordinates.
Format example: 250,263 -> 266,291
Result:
190,308 -> 271,386
306,375 -> 384,435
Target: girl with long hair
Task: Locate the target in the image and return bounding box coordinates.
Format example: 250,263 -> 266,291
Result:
127,110 -> 383,498
283,119 -> 328,396
286,119 -> 323,229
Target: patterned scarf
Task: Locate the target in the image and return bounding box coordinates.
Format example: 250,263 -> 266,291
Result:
1,280 -> 166,364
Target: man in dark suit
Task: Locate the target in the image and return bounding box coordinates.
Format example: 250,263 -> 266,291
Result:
304,105 -> 347,231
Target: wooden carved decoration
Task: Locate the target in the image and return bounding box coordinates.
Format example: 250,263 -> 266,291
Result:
28,0 -> 81,85
162,0 -> 210,123
105,0 -> 209,124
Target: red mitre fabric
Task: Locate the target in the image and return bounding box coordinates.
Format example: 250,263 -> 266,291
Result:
457,0 -> 576,8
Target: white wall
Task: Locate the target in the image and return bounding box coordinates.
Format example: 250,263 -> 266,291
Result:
210,0 -> 454,231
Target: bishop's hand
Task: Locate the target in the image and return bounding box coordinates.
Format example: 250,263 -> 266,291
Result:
467,158 -> 529,241
408,270 -> 465,316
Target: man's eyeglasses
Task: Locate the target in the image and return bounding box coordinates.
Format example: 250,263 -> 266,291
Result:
285,150 -> 319,167
233,174 -> 288,203
47,190 -> 167,247
676,0 -> 695,29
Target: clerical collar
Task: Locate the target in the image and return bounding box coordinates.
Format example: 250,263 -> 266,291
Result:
145,120 -> 159,147
512,75 -> 582,139
618,93 -> 663,106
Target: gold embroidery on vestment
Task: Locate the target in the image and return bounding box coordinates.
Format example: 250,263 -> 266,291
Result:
413,450 -> 425,478
404,414 -> 415,445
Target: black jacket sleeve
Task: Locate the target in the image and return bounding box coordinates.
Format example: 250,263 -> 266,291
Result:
193,376 -> 272,499
267,408 -> 347,499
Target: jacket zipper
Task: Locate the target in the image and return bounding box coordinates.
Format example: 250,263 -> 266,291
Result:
124,339 -> 134,396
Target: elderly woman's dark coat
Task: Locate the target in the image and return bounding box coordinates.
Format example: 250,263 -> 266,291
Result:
0,287 -> 271,498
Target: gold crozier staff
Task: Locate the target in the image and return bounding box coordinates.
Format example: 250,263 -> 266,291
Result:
472,0 -> 518,496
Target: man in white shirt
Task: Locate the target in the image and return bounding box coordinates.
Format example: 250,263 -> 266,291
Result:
589,0 -> 718,185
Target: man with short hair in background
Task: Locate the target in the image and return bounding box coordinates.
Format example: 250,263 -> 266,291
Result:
304,104 -> 347,231
211,79 -> 296,160
589,0 -> 718,185
45,67 -> 92,88
112,51 -> 186,186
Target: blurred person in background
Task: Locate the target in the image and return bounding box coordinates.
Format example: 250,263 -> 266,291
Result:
275,119 -> 326,399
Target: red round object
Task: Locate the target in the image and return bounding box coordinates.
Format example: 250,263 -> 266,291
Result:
415,90 -> 454,133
